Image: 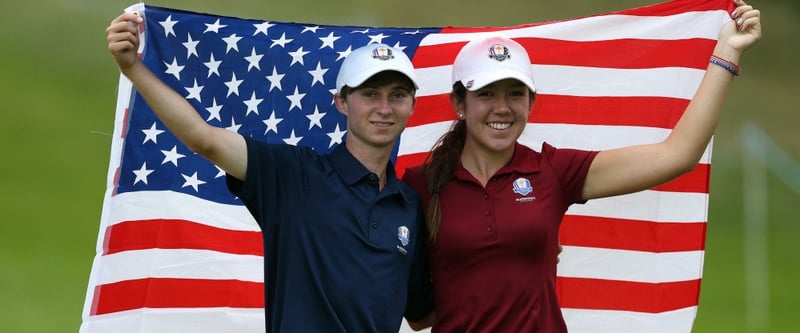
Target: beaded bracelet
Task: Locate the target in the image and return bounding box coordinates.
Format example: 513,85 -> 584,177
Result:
709,55 -> 740,76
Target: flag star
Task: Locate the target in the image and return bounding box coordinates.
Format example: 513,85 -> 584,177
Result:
336,46 -> 353,61
142,122 -> 165,144
182,33 -> 200,58
132,162 -> 154,185
266,67 -> 285,92
205,97 -> 223,122
302,25 -> 320,34
319,32 -> 340,49
306,106 -> 326,129
214,165 -> 225,178
244,47 -> 264,72
204,19 -> 226,33
226,117 -> 242,133
327,123 -> 346,148
288,46 -> 310,66
391,42 -> 407,52
185,79 -> 204,102
308,62 -> 328,86
368,33 -> 389,44
286,87 -> 306,111
262,111 -> 284,135
181,172 -> 206,192
159,15 -> 178,37
243,91 -> 263,116
328,88 -> 337,104
224,72 -> 243,97
253,21 -> 275,36
352,28 -> 370,34
204,53 -> 222,78
222,33 -> 242,53
402,30 -> 422,35
271,33 -> 293,48
161,146 -> 186,166
164,57 -> 184,80
282,129 -> 303,146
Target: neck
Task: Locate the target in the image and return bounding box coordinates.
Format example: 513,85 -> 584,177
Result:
345,140 -> 392,189
460,142 -> 514,187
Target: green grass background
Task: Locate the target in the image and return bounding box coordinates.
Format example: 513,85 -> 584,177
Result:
1,0 -> 796,332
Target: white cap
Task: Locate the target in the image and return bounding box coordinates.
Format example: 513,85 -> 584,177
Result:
336,43 -> 419,93
452,35 -> 536,92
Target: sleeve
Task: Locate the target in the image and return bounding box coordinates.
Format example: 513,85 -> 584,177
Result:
404,206 -> 434,322
541,142 -> 598,204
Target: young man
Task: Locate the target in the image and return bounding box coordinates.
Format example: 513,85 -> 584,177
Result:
106,12 -> 432,333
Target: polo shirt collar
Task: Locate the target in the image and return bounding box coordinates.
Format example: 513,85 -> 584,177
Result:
328,144 -> 412,203
454,143 -> 541,181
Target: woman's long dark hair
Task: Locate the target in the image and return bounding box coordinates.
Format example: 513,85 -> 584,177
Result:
422,83 -> 468,242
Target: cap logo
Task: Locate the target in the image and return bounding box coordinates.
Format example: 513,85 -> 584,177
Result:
371,45 -> 395,60
488,44 -> 511,62
465,80 -> 475,89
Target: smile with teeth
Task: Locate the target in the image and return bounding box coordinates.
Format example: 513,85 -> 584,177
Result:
372,121 -> 394,128
487,122 -> 512,130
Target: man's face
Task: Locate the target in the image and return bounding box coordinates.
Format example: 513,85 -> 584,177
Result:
335,81 -> 415,150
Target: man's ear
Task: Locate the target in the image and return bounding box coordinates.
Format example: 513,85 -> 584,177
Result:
334,93 -> 348,116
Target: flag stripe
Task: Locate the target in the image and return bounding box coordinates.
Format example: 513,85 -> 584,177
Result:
92,278 -> 264,316
562,307 -> 697,333
414,65 -> 706,99
104,219 -> 263,255
557,277 -> 701,313
560,215 -> 706,252
94,249 -> 263,285
84,308 -> 266,333
558,247 -> 704,282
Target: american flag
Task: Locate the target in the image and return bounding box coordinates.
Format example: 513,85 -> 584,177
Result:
82,0 -> 734,332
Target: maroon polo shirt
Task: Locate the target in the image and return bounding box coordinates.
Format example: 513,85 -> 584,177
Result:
403,142 -> 597,333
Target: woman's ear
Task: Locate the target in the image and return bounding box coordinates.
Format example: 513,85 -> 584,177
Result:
449,94 -> 464,117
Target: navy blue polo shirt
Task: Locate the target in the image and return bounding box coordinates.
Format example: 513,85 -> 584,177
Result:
227,137 -> 432,333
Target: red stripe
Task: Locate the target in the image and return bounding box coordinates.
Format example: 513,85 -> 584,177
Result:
92,278 -> 264,315
557,277 -> 701,313
409,94 -> 691,128
560,215 -> 706,252
653,163 -> 709,193
412,38 -> 715,69
104,219 -> 263,256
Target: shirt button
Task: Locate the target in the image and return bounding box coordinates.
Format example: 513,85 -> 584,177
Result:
487,226 -> 493,232
372,223 -> 378,229
483,194 -> 489,200
484,211 -> 490,216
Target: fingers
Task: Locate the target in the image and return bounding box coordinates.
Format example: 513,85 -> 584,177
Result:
106,12 -> 144,68
731,1 -> 761,32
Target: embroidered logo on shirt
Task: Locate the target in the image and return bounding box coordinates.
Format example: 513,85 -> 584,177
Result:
512,177 -> 533,196
397,226 -> 410,255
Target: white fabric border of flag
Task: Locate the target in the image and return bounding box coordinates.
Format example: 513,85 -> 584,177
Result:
562,307 -> 698,333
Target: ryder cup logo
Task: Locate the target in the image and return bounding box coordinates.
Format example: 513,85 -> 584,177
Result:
397,226 -> 410,246
372,46 -> 394,60
488,44 -> 511,62
512,177 -> 533,196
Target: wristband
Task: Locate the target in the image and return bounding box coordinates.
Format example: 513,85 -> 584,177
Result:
709,55 -> 740,76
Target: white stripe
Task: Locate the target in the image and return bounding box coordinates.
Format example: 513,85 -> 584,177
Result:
416,64 -> 705,99
94,249 -> 263,285
568,190 -> 709,222
562,307 -> 698,333
557,246 -> 704,282
107,191 -> 259,231
419,11 -> 727,45
400,122 -> 713,166
80,308 -> 265,333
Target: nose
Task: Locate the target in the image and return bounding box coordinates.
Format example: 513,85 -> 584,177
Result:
494,97 -> 512,115
375,95 -> 393,115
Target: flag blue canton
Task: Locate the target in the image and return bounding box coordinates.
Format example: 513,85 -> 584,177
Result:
116,5 -> 439,204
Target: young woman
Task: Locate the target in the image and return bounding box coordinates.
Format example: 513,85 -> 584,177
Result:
403,1 -> 761,332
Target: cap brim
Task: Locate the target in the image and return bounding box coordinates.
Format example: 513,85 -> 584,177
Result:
460,68 -> 536,92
